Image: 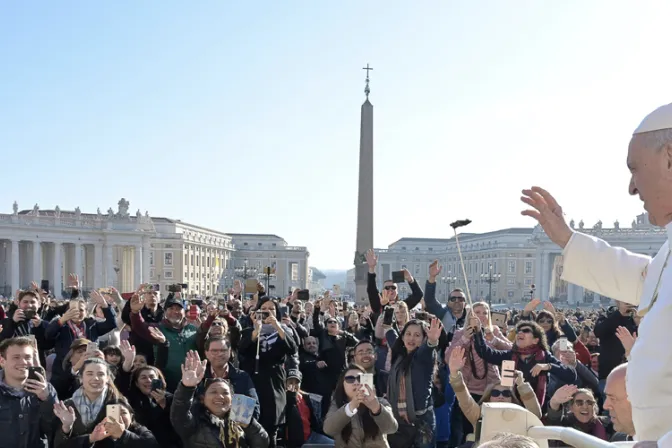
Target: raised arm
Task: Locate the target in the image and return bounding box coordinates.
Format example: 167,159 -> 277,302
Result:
562,232 -> 651,306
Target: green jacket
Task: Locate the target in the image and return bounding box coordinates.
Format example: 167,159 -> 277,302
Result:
156,322 -> 198,391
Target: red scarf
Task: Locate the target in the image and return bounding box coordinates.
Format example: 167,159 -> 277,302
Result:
512,344 -> 547,406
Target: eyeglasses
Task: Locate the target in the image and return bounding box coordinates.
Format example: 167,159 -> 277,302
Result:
573,399 -> 595,407
491,389 -> 513,398
384,285 -> 397,291
449,296 -> 466,303
537,319 -> 553,324
517,328 -> 533,334
344,375 -> 361,384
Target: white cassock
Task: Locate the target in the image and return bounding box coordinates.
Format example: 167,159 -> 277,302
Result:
559,103 -> 672,447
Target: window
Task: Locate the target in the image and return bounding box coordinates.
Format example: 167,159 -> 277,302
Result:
258,243 -> 262,246
507,278 -> 515,286
508,291 -> 515,298
402,247 -> 406,250
414,264 -> 421,276
150,251 -> 154,266
291,262 -> 299,281
190,255 -> 194,266
164,252 -> 173,266
508,261 -> 516,273
184,254 -> 188,265
149,269 -> 155,279
524,278 -> 533,286
207,258 -> 210,268
196,256 -> 200,267
164,270 -> 174,280
525,261 -> 533,274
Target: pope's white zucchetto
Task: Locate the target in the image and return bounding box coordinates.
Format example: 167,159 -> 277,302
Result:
634,102 -> 672,134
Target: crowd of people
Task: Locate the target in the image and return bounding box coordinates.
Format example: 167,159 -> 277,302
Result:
0,251 -> 641,448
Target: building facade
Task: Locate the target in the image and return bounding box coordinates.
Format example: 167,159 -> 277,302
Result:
0,200 -> 310,297
347,213 -> 666,306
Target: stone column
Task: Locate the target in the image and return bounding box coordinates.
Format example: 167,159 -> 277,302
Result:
134,245 -> 142,287
94,243 -> 103,287
74,243 -> 83,281
32,241 -> 42,283
142,238 -> 151,286
53,242 -> 62,295
11,240 -> 20,291
104,244 -> 114,287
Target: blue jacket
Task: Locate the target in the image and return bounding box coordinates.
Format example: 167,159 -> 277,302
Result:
385,328 -> 438,414
0,371 -> 58,448
45,306 -> 117,375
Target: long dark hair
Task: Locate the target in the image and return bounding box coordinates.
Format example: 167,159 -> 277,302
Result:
79,358 -> 123,402
331,364 -> 380,443
390,319 -> 433,372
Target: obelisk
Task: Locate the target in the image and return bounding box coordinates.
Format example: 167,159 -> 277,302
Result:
354,64 -> 374,304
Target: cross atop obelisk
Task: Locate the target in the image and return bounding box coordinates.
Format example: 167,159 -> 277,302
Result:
363,64 -> 373,98
354,64 -> 374,304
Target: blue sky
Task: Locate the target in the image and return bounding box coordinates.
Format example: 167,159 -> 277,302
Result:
2,1 -> 672,269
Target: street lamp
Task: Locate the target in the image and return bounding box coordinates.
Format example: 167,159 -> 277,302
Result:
258,266 -> 276,295
529,284 -> 536,301
441,274 -> 458,303
234,259 -> 258,286
480,265 -> 501,307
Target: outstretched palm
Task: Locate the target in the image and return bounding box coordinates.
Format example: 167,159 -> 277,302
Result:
521,186 -> 573,248
181,350 -> 207,387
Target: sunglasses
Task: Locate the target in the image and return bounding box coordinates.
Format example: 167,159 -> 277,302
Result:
326,320 -> 338,325
573,399 -> 595,407
384,285 -> 397,291
449,296 -> 466,303
517,327 -> 533,334
344,375 -> 361,384
491,389 -> 513,398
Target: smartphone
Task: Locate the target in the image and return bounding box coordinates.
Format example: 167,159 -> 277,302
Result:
491,312 -> 507,328
188,304 -> 199,319
106,404 -> 121,421
500,360 -> 516,387
558,338 -> 568,352
40,280 -> 49,293
279,305 -> 288,319
256,310 -> 270,321
98,287 -> 113,295
151,379 -> 163,391
27,366 -> 44,382
69,300 -> 80,310
391,271 -> 405,283
383,307 -> 395,326
415,311 -> 428,321
87,342 -> 98,353
297,289 -> 310,301
359,373 -> 374,396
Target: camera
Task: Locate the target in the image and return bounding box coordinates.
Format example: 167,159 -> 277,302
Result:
168,283 -> 188,293
23,309 -> 36,320
256,311 -> 271,320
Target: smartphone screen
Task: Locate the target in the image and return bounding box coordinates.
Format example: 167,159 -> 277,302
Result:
69,300 -> 80,310
501,360 -> 516,387
558,339 -> 568,351
87,342 -> 98,353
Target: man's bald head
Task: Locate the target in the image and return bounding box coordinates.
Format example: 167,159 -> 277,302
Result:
627,127 -> 672,227
604,363 -> 635,436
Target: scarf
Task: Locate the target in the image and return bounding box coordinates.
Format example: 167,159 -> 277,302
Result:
71,387 -> 107,427
512,344 -> 547,406
388,357 -> 415,424
209,412 -> 245,448
570,415 -> 608,440
67,320 -> 86,339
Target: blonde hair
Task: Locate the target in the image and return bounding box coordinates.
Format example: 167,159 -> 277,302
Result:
468,301 -> 493,332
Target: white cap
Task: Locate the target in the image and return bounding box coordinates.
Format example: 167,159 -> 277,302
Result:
633,102 -> 672,134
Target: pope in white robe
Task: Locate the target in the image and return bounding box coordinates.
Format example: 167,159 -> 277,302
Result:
521,102 -> 672,447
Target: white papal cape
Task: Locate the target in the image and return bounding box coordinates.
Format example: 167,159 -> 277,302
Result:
562,225 -> 672,446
